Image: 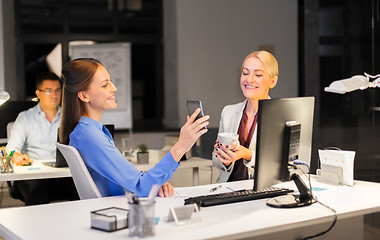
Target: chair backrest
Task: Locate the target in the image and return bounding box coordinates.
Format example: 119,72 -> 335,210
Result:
6,121 -> 14,139
56,142 -> 102,200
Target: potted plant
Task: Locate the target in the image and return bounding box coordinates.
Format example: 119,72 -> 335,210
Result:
137,144 -> 149,164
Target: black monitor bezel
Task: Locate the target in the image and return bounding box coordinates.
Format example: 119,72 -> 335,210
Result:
253,97 -> 315,191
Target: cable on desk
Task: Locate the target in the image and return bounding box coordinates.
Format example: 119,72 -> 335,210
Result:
291,162 -> 338,240
301,197 -> 337,240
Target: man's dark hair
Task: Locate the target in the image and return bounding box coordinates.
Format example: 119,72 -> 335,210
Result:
36,72 -> 61,90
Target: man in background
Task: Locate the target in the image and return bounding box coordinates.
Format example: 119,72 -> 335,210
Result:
6,72 -> 78,205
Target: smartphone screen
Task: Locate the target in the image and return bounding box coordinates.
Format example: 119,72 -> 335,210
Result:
187,100 -> 207,129
187,100 -> 205,120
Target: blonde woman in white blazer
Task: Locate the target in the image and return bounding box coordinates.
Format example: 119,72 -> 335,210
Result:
212,51 -> 279,183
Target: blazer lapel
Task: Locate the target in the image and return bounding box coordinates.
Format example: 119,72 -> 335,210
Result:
230,99 -> 247,134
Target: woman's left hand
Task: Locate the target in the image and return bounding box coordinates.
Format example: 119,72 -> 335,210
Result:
215,143 -> 252,166
158,182 -> 174,198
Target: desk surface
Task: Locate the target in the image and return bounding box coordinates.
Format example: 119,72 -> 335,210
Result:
0,155 -> 212,182
1,178 -> 380,240
0,161 -> 71,182
134,156 -> 213,172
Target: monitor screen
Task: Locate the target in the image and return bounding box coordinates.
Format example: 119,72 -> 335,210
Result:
253,97 -> 315,191
0,101 -> 37,139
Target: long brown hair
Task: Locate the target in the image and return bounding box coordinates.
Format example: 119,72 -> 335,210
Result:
59,58 -> 103,144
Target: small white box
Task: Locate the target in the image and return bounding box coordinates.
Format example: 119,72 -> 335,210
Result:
91,207 -> 128,232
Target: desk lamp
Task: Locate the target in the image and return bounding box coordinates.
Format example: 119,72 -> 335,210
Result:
0,88 -> 10,106
324,73 -> 380,94
324,73 -> 380,187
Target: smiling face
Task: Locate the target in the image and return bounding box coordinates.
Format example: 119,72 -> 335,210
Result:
79,64 -> 117,118
240,57 -> 277,100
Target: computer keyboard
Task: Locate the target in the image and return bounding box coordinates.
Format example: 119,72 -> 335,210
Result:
184,187 -> 294,207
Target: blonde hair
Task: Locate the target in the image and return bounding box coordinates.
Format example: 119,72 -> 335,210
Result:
241,51 -> 279,78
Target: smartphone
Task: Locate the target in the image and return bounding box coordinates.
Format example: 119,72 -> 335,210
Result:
187,100 -> 205,120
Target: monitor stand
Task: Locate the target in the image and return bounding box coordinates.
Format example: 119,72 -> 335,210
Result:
266,173 -> 316,208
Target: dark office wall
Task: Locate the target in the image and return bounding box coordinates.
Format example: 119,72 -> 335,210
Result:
300,0 -> 380,182
0,1 -> 17,100
164,0 -> 299,129
9,0 -> 164,131
0,101 -> 37,139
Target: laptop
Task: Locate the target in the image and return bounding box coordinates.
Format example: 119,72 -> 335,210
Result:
42,124 -> 115,168
42,148 -> 68,168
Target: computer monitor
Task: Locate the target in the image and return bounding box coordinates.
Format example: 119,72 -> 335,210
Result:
253,97 -> 315,192
0,101 -> 37,139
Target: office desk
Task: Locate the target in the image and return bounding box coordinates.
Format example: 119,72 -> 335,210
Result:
127,149 -> 213,186
0,161 -> 71,182
134,157 -> 213,186
0,155 -> 211,186
1,178 -> 380,240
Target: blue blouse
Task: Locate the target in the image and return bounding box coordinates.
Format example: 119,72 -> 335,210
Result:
69,116 -> 179,197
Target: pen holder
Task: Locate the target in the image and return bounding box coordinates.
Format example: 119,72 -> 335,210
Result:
128,199 -> 155,238
0,156 -> 14,173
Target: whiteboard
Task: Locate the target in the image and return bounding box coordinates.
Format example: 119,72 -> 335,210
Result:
71,42 -> 132,129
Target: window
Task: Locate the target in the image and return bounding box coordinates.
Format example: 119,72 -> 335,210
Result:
15,0 -> 164,130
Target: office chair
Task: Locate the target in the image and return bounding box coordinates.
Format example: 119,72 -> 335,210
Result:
56,143 -> 101,200
5,122 -> 15,195
6,121 -> 14,139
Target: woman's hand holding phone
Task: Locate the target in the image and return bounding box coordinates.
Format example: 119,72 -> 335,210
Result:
170,108 -> 209,162
186,101 -> 207,129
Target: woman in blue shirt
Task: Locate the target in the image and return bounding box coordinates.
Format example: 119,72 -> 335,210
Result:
59,58 -> 209,198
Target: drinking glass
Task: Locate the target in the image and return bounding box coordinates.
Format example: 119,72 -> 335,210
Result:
128,199 -> 156,238
121,137 -> 133,159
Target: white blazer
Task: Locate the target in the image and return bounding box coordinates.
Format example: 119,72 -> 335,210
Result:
212,99 -> 257,183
